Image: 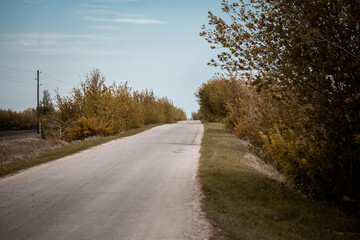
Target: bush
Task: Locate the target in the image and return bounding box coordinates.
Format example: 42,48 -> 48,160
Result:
196,76 -> 360,202
199,0 -> 360,202
40,69 -> 187,141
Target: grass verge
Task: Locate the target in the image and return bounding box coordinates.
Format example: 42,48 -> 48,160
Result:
0,124 -> 159,178
199,123 -> 360,240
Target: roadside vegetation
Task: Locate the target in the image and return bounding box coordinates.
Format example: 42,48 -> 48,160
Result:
0,108 -> 37,130
198,0 -> 360,205
0,135 -> 58,165
191,111 -> 201,120
40,69 -> 186,142
200,123 -> 360,240
1,69 -> 186,177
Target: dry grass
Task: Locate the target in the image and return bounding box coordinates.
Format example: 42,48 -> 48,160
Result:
244,152 -> 285,183
0,137 -> 61,164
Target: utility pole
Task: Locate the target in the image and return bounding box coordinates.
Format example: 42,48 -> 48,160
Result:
37,70 -> 40,134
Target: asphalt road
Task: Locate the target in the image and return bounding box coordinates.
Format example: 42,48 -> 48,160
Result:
0,120 -> 211,240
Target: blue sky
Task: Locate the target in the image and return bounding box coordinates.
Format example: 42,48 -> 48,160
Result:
0,0 -> 223,117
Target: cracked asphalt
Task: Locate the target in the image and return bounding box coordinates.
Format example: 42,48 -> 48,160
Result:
0,120 -> 211,240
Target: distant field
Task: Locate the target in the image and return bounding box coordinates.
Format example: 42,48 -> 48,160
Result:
0,131 -> 58,165
0,130 -> 38,141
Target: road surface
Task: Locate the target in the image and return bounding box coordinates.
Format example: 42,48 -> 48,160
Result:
0,120 -> 211,240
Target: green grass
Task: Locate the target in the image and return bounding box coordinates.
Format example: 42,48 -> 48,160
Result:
199,123 -> 360,240
0,124 -> 159,178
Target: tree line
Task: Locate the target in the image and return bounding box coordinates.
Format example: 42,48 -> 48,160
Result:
0,108 -> 37,130
1,69 -> 187,140
198,0 -> 359,203
40,69 -> 186,141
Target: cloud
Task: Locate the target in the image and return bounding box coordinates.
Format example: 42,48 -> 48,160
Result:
86,9 -> 139,18
79,4 -> 162,26
0,32 -> 140,57
91,0 -> 137,2
76,8 -> 139,18
1,32 -> 119,46
79,4 -> 107,9
117,18 -> 165,24
84,16 -> 165,24
90,25 -> 121,30
20,47 -> 142,57
23,0 -> 46,3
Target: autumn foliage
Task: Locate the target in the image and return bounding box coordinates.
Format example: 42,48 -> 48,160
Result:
199,0 -> 360,202
40,69 -> 186,141
0,108 -> 37,130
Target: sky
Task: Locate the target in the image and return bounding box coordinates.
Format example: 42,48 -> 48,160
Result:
0,0 -> 224,117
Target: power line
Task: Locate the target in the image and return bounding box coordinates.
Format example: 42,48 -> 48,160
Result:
0,64 -> 33,73
0,73 -> 34,80
0,73 -> 55,88
0,67 -> 74,89
42,72 -> 73,86
0,77 -> 33,85
0,65 -> 74,87
40,81 -> 57,88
